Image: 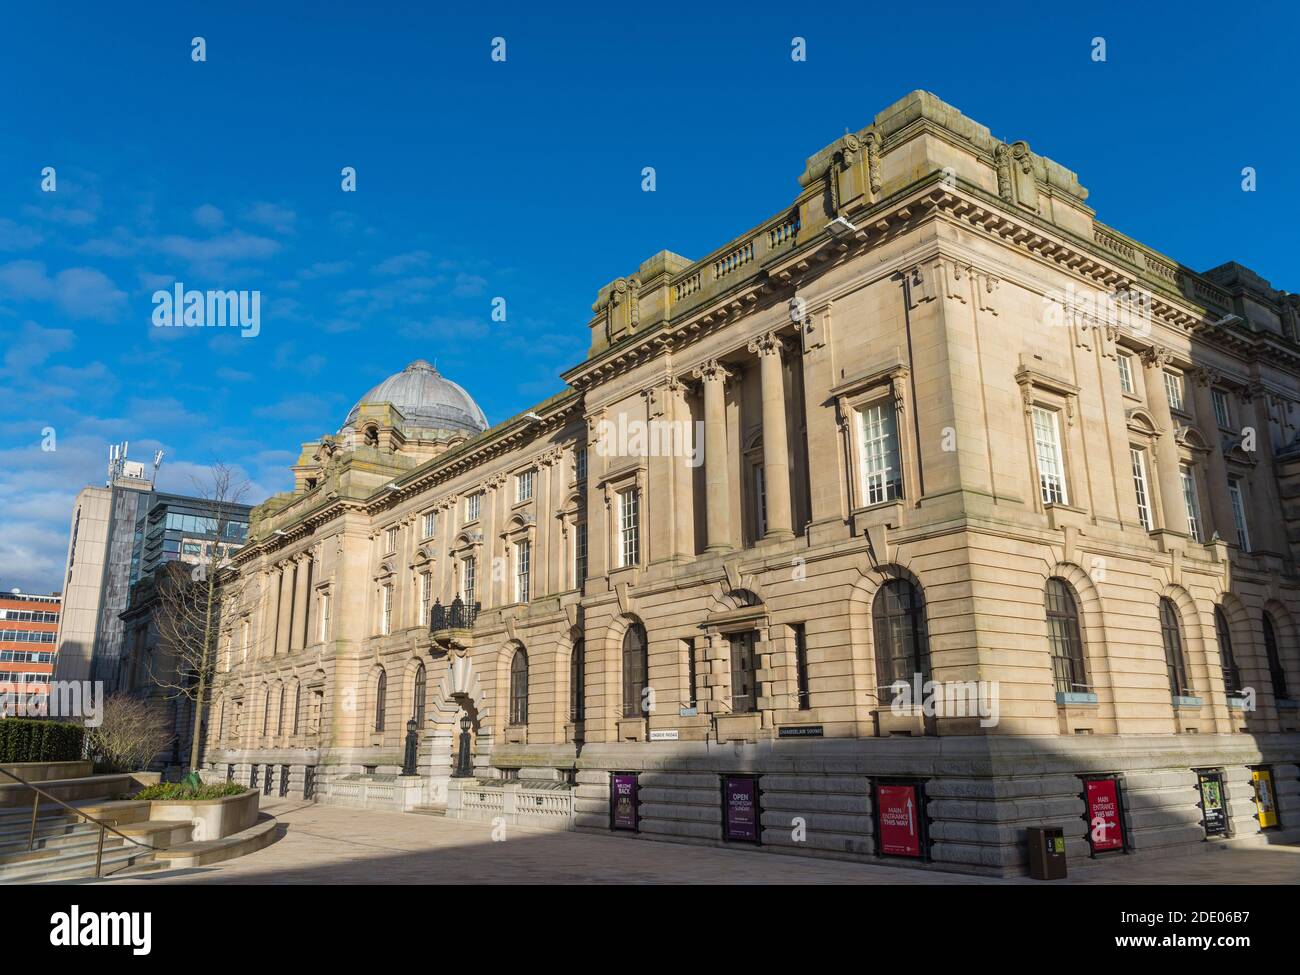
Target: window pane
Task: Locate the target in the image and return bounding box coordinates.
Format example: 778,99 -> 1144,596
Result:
858,402 -> 902,505
1130,448 -> 1152,530
1032,407 -> 1067,505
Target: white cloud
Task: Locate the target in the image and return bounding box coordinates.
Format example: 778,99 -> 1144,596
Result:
193,204 -> 226,230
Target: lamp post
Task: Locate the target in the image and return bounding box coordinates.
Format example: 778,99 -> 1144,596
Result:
453,715 -> 473,778
401,717 -> 418,776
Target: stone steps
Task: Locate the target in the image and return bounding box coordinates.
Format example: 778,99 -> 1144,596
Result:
407,804 -> 447,817
0,836 -> 156,883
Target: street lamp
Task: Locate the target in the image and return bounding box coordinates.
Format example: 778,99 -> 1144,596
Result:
453,715 -> 473,778
401,717 -> 418,776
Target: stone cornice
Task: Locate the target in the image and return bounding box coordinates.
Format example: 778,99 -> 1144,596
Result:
563,169 -> 1300,396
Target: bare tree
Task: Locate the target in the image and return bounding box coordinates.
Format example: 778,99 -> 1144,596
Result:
146,463 -> 252,772
85,693 -> 172,773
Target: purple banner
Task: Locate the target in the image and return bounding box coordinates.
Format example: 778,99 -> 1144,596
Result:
611,773 -> 638,831
723,775 -> 760,842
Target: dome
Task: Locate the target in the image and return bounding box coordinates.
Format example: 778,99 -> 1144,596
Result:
342,360 -> 489,438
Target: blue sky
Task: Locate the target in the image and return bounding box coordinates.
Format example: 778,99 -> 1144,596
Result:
1,1 -> 1296,593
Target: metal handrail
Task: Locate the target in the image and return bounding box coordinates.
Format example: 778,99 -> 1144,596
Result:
0,766 -> 157,879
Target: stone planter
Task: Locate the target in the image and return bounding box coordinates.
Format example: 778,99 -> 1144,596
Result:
130,771 -> 162,789
0,760 -> 92,782
146,788 -> 259,841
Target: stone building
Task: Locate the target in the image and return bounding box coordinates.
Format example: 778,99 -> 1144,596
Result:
204,91 -> 1300,874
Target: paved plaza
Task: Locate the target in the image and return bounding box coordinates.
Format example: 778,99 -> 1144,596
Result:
97,801 -> 1300,885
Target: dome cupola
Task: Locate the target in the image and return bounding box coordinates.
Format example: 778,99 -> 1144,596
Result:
342,360 -> 488,439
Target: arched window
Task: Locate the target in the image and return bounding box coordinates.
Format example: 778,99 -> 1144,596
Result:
872,579 -> 930,691
1045,579 -> 1086,696
276,683 -> 285,736
1159,598 -> 1190,696
1214,608 -> 1242,697
509,648 -> 529,725
262,686 -> 272,736
374,669 -> 387,733
1262,613 -> 1290,701
413,663 -> 427,726
570,639 -> 585,723
292,683 -> 302,735
622,623 -> 649,718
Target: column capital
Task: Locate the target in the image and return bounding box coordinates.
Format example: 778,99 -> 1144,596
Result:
1139,344 -> 1176,369
1189,366 -> 1220,389
746,331 -> 788,358
692,359 -> 732,384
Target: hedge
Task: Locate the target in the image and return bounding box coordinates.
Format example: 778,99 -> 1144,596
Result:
0,718 -> 86,764
132,781 -> 245,801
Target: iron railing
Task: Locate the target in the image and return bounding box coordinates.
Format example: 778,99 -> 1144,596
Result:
0,766 -> 157,880
429,596 -> 481,632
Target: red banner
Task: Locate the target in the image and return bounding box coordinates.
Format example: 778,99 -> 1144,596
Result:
876,783 -> 922,857
1085,779 -> 1124,852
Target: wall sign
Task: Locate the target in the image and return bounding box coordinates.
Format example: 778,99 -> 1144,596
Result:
1084,777 -> 1126,854
875,782 -> 925,858
1197,770 -> 1228,837
610,773 -> 639,831
722,774 -> 761,843
1252,768 -> 1279,828
648,729 -> 680,741
778,725 -> 824,738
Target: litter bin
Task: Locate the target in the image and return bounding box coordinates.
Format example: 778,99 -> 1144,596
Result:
1026,826 -> 1067,880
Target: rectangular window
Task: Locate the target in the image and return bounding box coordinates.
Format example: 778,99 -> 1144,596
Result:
516,469 -> 535,503
241,620 -> 251,660
515,540 -> 531,604
1164,371 -> 1184,412
856,402 -> 903,505
753,463 -> 767,538
1228,479 -> 1250,552
575,445 -> 588,482
463,556 -> 477,602
685,637 -> 698,709
792,623 -> 810,711
1211,389 -> 1230,429
729,631 -> 759,714
1031,406 -> 1068,505
618,488 -> 640,567
384,526 -> 398,554
1180,465 -> 1202,542
574,521 -> 588,586
422,511 -> 436,539
465,492 -> 481,522
1130,447 -> 1153,531
1117,352 -> 1135,395
381,585 -> 393,635
318,593 -> 330,643
419,571 -> 431,623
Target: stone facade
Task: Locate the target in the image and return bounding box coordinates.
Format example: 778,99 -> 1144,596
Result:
203,91 -> 1300,875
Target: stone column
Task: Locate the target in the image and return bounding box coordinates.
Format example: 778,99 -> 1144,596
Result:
667,377 -> 695,559
1141,346 -> 1188,536
693,359 -> 732,553
749,332 -> 794,540
290,555 -> 310,650
1245,382 -> 1286,549
1190,368 -> 1235,543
